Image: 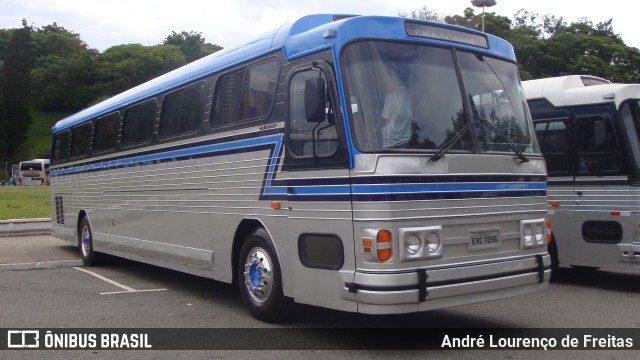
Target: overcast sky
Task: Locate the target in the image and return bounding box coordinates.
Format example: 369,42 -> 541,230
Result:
1,0 -> 638,52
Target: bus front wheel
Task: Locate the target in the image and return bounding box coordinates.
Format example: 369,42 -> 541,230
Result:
237,228 -> 290,323
78,217 -> 104,266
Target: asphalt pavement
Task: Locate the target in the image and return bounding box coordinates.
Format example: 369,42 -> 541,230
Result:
0,219 -> 82,270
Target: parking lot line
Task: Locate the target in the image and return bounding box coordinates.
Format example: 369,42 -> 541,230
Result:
74,267 -> 167,295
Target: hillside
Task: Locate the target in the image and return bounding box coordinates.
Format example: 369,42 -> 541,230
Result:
10,109 -> 69,166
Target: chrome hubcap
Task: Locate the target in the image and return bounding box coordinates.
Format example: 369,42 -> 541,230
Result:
81,226 -> 91,257
243,247 -> 273,303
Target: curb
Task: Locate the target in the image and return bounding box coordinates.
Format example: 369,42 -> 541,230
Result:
0,259 -> 84,271
0,218 -> 52,237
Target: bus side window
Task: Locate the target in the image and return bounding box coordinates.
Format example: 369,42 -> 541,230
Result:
288,70 -> 338,158
576,116 -> 622,175
70,123 -> 92,158
534,120 -> 569,175
123,101 -> 155,146
53,131 -> 71,164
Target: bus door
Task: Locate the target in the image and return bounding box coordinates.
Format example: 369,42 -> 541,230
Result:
283,62 -> 356,310
570,114 -> 629,267
534,118 -> 574,261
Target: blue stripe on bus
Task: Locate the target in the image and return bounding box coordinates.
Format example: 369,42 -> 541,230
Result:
50,129 -> 546,201
276,190 -> 547,202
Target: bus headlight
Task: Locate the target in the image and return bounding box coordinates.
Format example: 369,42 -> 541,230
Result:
405,233 -> 422,255
399,226 -> 442,261
535,223 -> 545,245
520,219 -> 546,249
425,232 -> 441,254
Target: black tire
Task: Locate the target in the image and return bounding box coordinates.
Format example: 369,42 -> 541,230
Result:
547,235 -> 559,270
237,228 -> 291,323
78,217 -> 104,266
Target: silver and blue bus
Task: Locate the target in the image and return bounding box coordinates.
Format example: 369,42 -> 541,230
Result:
50,14 -> 550,322
525,75 -> 640,271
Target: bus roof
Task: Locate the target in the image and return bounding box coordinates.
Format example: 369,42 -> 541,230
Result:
52,14 -> 516,134
523,75 -> 640,108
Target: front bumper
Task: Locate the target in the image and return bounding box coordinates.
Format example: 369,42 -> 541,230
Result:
343,254 -> 550,314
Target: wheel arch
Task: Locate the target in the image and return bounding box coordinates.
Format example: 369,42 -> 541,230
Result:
231,218 -> 279,285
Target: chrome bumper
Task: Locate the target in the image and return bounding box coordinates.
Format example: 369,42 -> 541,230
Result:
344,254 -> 550,314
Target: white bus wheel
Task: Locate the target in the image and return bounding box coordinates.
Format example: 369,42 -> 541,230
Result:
238,228 -> 290,323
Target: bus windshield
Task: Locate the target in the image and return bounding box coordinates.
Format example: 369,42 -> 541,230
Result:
343,41 -> 538,154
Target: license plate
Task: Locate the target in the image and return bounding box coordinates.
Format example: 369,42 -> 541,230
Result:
469,229 -> 500,249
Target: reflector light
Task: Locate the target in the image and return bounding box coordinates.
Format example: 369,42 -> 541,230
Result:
362,238 -> 373,254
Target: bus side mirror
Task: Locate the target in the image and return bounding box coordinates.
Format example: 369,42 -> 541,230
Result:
305,76 -> 326,123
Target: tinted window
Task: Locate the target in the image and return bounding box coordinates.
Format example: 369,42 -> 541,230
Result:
71,123 -> 92,158
620,101 -> 640,170
534,119 -> 570,175
160,82 -> 205,138
53,131 -> 70,163
212,60 -> 279,127
123,101 -> 156,146
576,116 -> 623,175
288,70 -> 338,158
342,41 -> 538,153
93,113 -> 120,152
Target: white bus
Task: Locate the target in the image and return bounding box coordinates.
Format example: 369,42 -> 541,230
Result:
18,159 -> 50,186
50,14 -> 550,322
525,75 -> 640,271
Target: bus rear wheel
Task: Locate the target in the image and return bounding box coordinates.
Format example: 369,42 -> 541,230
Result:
79,217 -> 104,266
238,228 -> 290,323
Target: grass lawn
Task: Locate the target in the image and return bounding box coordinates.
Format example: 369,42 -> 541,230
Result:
0,186 -> 51,220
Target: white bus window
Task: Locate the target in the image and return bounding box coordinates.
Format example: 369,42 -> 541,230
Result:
621,101 -> 640,170
534,119 -> 570,175
576,116 -> 623,175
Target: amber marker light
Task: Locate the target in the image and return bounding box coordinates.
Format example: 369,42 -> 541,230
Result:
549,200 -> 559,207
376,229 -> 393,262
362,238 -> 373,254
546,218 -> 552,244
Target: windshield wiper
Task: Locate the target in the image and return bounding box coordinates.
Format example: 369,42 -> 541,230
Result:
429,120 -> 474,162
468,96 -> 529,163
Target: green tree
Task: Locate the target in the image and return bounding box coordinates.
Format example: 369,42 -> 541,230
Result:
0,62 -> 6,154
399,5 -> 444,22
508,14 -> 640,82
445,8 -> 511,38
30,23 -> 100,110
470,0 -> 497,32
163,31 -> 222,62
95,43 -> 186,96
2,20 -> 32,154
